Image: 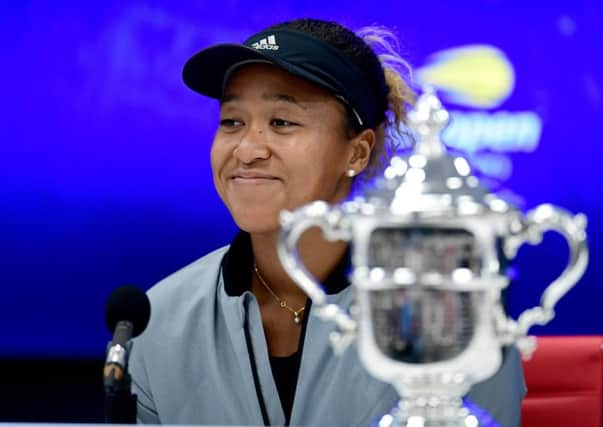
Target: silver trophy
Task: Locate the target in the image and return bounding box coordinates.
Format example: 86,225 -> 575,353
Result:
277,89 -> 589,426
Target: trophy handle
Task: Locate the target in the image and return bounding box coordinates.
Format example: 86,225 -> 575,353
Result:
501,204 -> 588,356
278,201 -> 357,353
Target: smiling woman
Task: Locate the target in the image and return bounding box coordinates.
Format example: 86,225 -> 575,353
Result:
129,18 -> 525,427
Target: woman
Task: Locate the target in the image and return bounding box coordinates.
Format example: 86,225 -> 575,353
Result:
130,18 -> 525,426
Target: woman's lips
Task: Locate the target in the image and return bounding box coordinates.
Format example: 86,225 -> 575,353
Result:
230,171 -> 281,184
232,176 -> 279,184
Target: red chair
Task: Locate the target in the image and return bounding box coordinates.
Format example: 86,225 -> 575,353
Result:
521,336 -> 603,427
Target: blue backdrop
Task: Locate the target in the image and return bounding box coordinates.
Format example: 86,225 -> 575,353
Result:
1,1 -> 601,357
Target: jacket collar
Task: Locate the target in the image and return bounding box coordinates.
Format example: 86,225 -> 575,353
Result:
221,231 -> 351,297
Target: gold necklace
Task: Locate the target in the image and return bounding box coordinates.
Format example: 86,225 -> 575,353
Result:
253,262 -> 305,324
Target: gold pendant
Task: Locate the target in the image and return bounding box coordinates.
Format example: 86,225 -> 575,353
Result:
293,308 -> 304,325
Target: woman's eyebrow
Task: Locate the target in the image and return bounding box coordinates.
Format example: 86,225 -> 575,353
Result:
219,93 -> 308,110
262,93 -> 308,110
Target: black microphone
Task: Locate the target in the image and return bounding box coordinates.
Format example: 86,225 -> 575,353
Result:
103,285 -> 151,424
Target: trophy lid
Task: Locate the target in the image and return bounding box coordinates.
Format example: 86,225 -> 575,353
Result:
359,88 -> 513,217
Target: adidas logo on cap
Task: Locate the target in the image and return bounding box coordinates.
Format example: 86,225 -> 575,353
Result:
251,35 -> 279,51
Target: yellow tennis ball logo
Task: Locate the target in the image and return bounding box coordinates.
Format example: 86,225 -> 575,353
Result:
416,45 -> 515,109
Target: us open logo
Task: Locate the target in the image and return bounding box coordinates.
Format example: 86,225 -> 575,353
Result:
416,44 -> 543,181
252,35 -> 279,50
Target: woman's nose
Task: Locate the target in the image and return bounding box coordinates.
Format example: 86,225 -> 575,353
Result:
233,126 -> 270,164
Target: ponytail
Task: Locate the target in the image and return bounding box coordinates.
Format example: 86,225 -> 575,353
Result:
356,26 -> 416,180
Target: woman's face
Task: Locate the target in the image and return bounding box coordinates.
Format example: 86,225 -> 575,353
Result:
211,63 -> 357,234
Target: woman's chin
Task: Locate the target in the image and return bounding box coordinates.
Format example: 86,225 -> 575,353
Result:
232,214 -> 281,235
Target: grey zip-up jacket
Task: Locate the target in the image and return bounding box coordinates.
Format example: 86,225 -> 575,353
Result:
130,245 -> 525,426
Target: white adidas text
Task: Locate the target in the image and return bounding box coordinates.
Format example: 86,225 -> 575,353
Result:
252,35 -> 279,50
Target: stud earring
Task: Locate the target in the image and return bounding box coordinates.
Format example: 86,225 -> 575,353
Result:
346,168 -> 356,178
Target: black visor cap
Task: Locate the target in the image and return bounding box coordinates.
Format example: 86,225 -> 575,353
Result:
182,29 -> 386,129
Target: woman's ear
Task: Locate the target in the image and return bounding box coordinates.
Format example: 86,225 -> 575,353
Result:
347,128 -> 376,175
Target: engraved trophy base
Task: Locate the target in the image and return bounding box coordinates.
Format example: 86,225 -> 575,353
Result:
375,396 -> 499,427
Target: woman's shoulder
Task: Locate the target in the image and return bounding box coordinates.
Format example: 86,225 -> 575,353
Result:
145,245 -> 230,320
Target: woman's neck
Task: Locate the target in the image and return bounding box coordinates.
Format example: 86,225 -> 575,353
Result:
249,228 -> 348,300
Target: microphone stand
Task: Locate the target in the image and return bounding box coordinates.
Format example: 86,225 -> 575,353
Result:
104,341 -> 137,423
